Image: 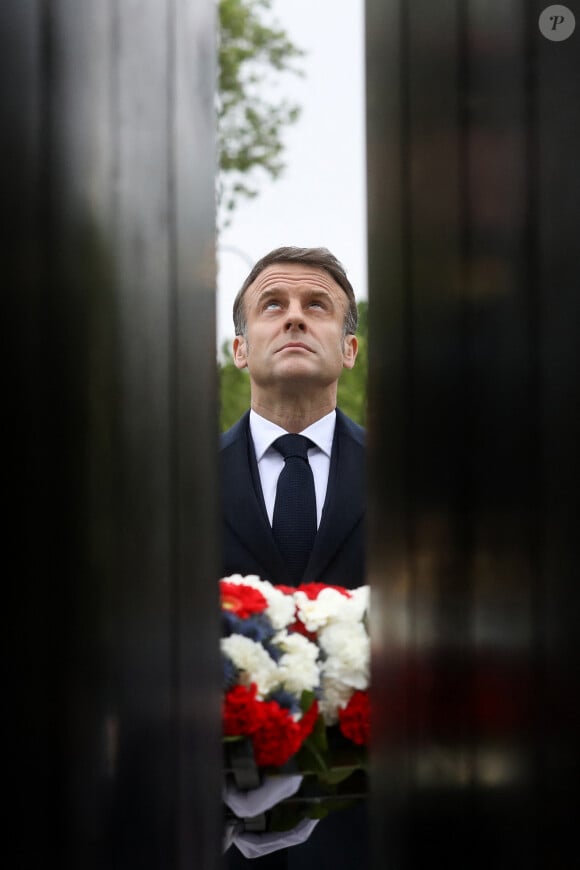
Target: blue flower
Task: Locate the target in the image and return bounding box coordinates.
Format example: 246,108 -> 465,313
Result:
268,689 -> 300,715
222,611 -> 276,644
264,641 -> 283,663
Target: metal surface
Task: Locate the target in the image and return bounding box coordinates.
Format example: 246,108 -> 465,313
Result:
4,1 -> 221,866
366,2 -> 580,867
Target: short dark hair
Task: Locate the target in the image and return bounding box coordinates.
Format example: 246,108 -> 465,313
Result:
233,246 -> 358,336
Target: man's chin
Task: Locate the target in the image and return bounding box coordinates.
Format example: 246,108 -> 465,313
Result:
260,370 -> 337,394
270,359 -> 317,378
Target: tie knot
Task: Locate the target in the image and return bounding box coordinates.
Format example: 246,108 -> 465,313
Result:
272,433 -> 313,461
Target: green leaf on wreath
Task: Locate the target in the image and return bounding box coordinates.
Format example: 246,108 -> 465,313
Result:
310,797 -> 359,817
305,804 -> 331,820
319,764 -> 361,786
309,710 -> 328,752
304,798 -> 360,820
295,734 -> 329,775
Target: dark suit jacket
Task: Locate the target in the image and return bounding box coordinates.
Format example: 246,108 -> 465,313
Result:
220,408 -> 366,589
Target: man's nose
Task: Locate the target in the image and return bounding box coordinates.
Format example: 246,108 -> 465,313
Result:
284,302 -> 306,329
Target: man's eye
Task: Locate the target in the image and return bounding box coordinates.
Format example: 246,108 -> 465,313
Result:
309,300 -> 325,309
264,300 -> 281,310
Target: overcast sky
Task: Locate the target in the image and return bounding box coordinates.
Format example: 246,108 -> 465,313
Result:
216,0 -> 367,353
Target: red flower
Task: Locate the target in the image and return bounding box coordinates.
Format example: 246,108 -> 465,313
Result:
223,683 -> 265,736
274,585 -> 297,596
220,581 -> 268,619
296,583 -> 352,600
338,691 -> 370,746
287,618 -> 317,643
251,700 -> 304,767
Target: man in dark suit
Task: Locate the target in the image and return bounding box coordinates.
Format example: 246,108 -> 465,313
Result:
221,246 -> 368,869
220,245 -> 365,591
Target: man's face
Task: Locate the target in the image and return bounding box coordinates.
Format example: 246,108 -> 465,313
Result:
232,262 -> 358,392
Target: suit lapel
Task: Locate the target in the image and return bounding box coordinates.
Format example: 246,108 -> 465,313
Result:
221,414 -> 287,582
304,411 -> 365,583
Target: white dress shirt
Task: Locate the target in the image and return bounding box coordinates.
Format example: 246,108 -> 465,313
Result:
249,409 -> 336,529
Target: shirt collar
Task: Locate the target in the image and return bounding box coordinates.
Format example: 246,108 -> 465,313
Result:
249,409 -> 336,462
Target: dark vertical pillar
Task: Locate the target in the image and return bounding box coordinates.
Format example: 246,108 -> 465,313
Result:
366,1 -> 580,867
4,1 -> 221,867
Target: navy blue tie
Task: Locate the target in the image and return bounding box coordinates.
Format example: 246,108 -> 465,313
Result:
272,434 -> 317,586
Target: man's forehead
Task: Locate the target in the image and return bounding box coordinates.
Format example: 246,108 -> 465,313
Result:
248,262 -> 342,296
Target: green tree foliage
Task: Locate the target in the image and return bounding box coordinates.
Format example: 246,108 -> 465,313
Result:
337,300 -> 368,426
218,0 -> 304,225
219,301 -> 368,431
219,340 -> 251,431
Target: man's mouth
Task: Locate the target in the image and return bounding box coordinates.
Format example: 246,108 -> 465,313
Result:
277,342 -> 313,353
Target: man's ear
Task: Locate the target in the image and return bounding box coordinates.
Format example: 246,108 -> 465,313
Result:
342,334 -> 358,370
233,336 -> 248,370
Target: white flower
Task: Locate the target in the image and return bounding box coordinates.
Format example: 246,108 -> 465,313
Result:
222,574 -> 295,630
221,634 -> 278,697
347,585 -> 370,621
262,585 -> 296,630
294,588 -> 349,631
294,585 -> 369,632
318,677 -> 354,726
319,622 -> 370,691
274,630 -> 320,695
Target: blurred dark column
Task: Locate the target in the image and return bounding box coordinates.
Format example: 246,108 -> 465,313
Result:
366,2 -> 579,868
4,1 -> 221,868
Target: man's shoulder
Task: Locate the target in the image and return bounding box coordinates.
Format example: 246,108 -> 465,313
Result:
335,408 -> 366,448
220,411 -> 250,451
